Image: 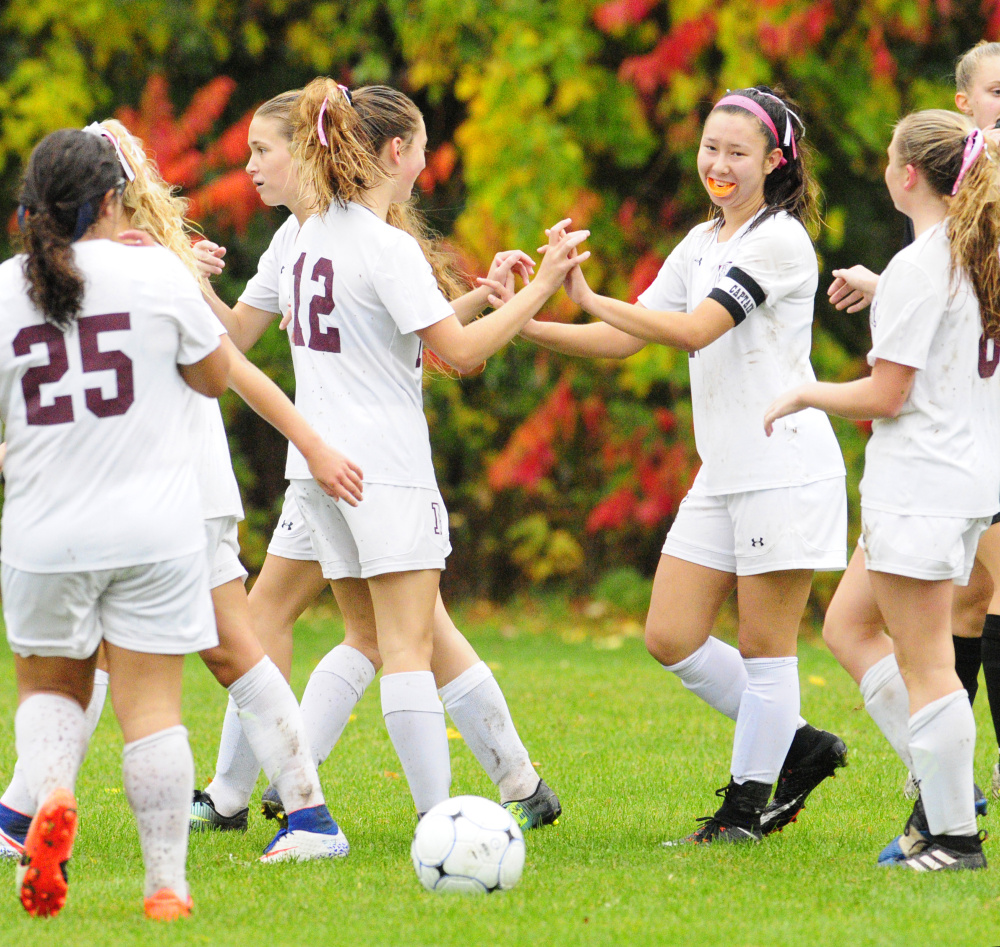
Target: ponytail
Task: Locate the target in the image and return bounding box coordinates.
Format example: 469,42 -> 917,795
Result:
18,129 -> 124,329
292,78 -> 384,213
710,85 -> 821,237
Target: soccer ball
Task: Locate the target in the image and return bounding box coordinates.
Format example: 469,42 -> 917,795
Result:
411,795 -> 526,894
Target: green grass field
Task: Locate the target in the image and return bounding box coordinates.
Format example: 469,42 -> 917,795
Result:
0,597 -> 998,946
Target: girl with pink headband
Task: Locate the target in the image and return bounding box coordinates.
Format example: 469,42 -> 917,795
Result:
521,85 -> 849,844
765,109 -> 1000,871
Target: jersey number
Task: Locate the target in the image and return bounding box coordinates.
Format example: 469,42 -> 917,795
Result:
291,253 -> 341,353
13,313 -> 134,426
980,332 -> 999,379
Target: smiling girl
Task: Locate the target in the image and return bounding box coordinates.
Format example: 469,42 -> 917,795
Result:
521,86 -> 847,842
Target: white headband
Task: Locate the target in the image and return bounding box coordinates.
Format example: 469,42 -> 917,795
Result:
82,122 -> 137,182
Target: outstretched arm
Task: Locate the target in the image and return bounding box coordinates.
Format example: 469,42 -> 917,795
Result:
222,336 -> 363,504
764,358 -> 916,436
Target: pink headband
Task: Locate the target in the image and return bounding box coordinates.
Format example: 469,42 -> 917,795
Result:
714,94 -> 794,167
952,128 -> 985,196
81,123 -> 137,181
316,85 -> 353,149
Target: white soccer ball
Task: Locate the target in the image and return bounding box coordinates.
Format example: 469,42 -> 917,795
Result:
411,795 -> 526,894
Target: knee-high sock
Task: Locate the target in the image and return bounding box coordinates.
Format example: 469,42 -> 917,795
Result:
859,653 -> 914,772
953,636 -> 981,705
123,726 -> 192,900
3,670 -> 106,817
300,645 -> 376,767
909,690 -> 977,836
226,657 -> 324,814
204,697 -> 262,816
15,694 -> 87,806
980,614 -> 1000,751
381,671 -> 451,815
439,661 -> 539,803
664,637 -> 748,721
731,657 -> 800,785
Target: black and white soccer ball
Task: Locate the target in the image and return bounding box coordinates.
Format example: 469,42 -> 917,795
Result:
411,795 -> 526,894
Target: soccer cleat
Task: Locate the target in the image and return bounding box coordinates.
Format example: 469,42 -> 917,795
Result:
0,803 -> 31,860
879,786 -> 987,865
260,804 -> 349,863
663,778 -> 770,846
260,785 -> 287,829
902,771 -> 918,800
189,790 -> 248,833
144,888 -> 193,921
17,788 -> 77,918
759,725 -> 847,835
895,832 -> 987,871
502,780 -> 561,830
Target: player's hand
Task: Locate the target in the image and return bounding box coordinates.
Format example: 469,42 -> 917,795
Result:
306,445 -> 364,505
763,388 -> 806,436
476,253 -> 520,308
278,304 -> 293,331
193,239 -> 227,278
828,265 -> 878,313
487,249 -> 534,285
0,441 -> 7,473
534,219 -> 590,294
116,228 -> 156,247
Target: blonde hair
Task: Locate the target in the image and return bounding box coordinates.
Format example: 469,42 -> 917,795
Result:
97,119 -> 206,289
956,41 -> 1000,93
894,109 -> 1000,340
271,83 -> 469,301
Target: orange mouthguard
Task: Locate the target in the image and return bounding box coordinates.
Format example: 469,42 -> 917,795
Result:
707,178 -> 736,197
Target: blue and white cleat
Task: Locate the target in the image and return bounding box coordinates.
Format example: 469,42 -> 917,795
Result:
259,804 -> 349,863
878,786 -> 986,865
0,803 -> 30,859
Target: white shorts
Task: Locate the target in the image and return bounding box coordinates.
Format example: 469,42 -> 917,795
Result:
2,552 -> 218,659
205,516 -> 248,590
266,486 -> 318,562
860,508 -> 992,585
662,477 -> 847,576
291,479 -> 451,580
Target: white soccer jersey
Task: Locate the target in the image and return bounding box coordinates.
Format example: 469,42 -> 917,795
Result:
278,202 -> 454,488
238,213 -> 299,315
861,222 -> 1000,517
0,240 -> 222,572
639,211 -> 845,494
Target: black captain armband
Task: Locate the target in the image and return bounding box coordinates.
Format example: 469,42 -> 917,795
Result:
707,266 -> 766,326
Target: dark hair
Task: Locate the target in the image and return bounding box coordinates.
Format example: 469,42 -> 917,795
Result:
18,129 -> 124,329
710,85 -> 821,236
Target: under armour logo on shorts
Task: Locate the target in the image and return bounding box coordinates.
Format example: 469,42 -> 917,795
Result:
750,537 -> 764,547
431,502 -> 442,535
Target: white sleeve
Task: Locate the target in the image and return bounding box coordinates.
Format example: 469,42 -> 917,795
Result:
707,217 -> 816,325
237,218 -> 294,313
163,256 -> 225,364
637,232 -> 693,312
373,233 -> 455,334
867,259 -> 941,370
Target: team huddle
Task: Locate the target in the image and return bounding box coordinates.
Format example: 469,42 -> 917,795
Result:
0,38 -> 998,923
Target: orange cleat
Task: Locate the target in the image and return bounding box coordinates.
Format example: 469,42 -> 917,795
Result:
144,887 -> 193,921
17,788 -> 77,918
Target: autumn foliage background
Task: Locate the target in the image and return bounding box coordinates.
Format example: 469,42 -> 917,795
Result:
0,0 -> 994,608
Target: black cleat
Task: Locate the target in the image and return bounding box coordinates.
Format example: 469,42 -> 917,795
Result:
260,785 -> 288,830
502,780 -> 561,830
664,778 -> 770,846
189,789 -> 248,833
760,725 -> 847,835
896,831 -> 987,871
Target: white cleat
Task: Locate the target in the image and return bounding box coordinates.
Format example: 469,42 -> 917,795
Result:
902,771 -> 919,800
259,826 -> 350,863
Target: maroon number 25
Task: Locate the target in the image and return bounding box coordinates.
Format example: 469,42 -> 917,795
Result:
13,313 -> 134,426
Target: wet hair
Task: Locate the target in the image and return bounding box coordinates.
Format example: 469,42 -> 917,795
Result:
18,129 -> 124,328
955,41 -> 1000,94
709,85 -> 820,236
284,80 -> 468,300
95,119 -> 206,288
893,109 -> 1000,340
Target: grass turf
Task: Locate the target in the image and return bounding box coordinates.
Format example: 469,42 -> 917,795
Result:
0,599 -> 997,946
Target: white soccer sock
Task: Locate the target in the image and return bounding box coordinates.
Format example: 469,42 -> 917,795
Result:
731,657 -> 800,785
439,661 -> 539,803
5,671 -> 108,817
123,725 -> 192,900
300,644 -> 376,766
909,690 -> 977,837
664,636 -> 747,721
15,693 -> 87,806
859,653 -> 914,772
204,697 -> 262,817
227,657 -> 324,814
381,671 -> 451,815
